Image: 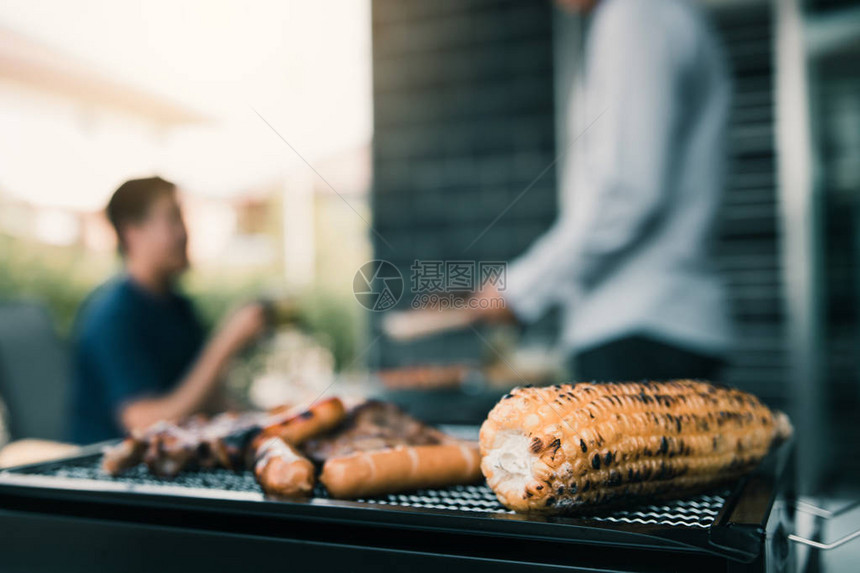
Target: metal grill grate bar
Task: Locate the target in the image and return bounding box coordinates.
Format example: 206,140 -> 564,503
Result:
8,455 -> 727,529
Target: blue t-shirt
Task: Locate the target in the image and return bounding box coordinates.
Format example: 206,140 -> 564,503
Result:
69,276 -> 205,444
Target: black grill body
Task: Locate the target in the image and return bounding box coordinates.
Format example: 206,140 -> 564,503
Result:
0,439 -> 795,572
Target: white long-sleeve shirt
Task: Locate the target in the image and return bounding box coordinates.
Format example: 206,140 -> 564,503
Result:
505,0 -> 733,356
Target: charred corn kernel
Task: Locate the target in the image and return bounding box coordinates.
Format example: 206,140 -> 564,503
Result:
480,380 -> 793,514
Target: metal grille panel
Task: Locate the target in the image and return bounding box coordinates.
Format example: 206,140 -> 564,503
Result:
8,455 -> 727,529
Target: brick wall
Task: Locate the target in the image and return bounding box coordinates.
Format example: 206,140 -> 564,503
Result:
370,0 -> 559,368
709,6 -> 788,405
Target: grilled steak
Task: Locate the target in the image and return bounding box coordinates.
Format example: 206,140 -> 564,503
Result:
301,400 -> 452,463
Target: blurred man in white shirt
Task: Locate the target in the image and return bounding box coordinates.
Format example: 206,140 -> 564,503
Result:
389,0 -> 733,382
503,0 -> 733,381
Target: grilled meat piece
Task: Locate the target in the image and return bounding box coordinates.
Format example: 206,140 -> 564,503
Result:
143,421 -> 205,477
377,365 -> 469,390
101,398 -> 346,477
203,411 -> 268,471
102,437 -> 146,476
103,416 -> 210,477
480,380 -> 793,514
301,400 -> 452,463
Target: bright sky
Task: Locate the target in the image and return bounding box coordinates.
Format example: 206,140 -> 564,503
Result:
0,0 -> 372,210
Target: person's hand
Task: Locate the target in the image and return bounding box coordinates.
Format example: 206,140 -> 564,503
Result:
214,303 -> 268,356
383,306 -> 477,341
382,282 -> 515,342
469,282 -> 516,323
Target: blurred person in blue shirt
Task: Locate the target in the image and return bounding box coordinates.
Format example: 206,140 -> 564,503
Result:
69,177 -> 267,444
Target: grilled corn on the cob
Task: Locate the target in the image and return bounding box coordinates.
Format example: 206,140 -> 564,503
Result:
480,380 -> 792,514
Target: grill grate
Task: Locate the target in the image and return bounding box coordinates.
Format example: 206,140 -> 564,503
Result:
19,456 -> 264,494
10,455 -> 727,529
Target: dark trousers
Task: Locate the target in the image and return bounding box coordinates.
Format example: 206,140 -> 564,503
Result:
573,335 -> 724,383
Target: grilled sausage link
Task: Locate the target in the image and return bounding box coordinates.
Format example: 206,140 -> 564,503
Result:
251,397 -> 346,451
254,437 -> 316,499
480,380 -> 793,514
320,442 -> 482,499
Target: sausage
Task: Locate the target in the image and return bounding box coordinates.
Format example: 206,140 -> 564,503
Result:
252,397 -> 346,449
320,442 -> 482,499
254,437 -> 315,499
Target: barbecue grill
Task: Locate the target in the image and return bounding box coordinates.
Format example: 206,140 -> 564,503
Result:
0,437 -> 809,572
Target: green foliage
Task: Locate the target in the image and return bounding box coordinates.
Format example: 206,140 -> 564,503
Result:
0,234 -> 362,369
295,287 -> 362,371
180,272 -> 362,369
0,234 -> 115,333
